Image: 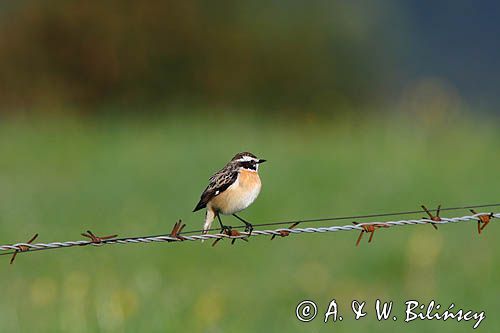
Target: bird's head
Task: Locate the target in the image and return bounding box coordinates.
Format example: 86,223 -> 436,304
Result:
231,152 -> 266,172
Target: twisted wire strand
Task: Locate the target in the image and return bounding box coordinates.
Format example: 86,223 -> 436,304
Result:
0,211 -> 497,258
129,202 -> 500,237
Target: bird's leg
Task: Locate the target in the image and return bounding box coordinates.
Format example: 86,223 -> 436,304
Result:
216,213 -> 232,234
232,214 -> 253,235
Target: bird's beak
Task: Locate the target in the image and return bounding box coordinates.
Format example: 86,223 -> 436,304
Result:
257,159 -> 267,164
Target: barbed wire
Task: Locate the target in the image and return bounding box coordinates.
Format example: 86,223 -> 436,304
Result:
173,202 -> 500,235
0,203 -> 497,263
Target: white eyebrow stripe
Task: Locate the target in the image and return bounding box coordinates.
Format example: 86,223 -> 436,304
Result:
237,156 -> 258,162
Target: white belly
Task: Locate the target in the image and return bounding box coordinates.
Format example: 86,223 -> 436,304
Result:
222,179 -> 261,214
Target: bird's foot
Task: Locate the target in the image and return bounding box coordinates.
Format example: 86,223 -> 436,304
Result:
244,222 -> 254,236
220,224 -> 232,235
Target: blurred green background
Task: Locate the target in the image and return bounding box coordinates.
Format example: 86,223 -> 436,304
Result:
0,1 -> 499,332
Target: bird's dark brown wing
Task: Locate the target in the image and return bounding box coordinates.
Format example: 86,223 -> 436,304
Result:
193,165 -> 238,212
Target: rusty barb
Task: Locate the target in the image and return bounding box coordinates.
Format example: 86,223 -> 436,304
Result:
212,228 -> 248,247
421,205 -> 442,230
470,209 -> 494,234
81,230 -> 118,244
1,203 -> 498,264
169,220 -> 186,241
353,222 -> 390,246
10,233 -> 38,264
271,222 -> 300,240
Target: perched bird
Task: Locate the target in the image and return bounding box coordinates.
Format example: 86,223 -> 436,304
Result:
193,152 -> 266,235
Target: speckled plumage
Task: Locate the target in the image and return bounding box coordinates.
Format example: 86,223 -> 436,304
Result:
192,162 -> 239,212
193,152 -> 265,234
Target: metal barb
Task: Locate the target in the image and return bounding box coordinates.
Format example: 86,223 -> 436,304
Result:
81,230 -> 118,244
0,207 -> 497,261
353,222 -> 389,246
10,233 -> 38,264
271,222 -> 300,240
470,209 -> 494,234
421,204 -> 442,230
212,228 -> 247,247
169,220 -> 186,241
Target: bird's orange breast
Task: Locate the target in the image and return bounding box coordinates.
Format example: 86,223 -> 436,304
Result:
208,170 -> 261,215
238,169 -> 261,189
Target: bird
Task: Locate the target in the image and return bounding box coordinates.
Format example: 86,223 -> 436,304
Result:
193,152 -> 266,236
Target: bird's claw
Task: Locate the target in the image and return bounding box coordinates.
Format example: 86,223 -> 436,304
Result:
244,223 -> 253,236
220,225 -> 232,234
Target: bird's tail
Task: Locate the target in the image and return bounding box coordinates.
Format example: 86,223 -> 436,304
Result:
203,209 -> 215,237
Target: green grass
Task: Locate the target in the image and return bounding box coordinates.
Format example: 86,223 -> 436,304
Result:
0,112 -> 498,332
